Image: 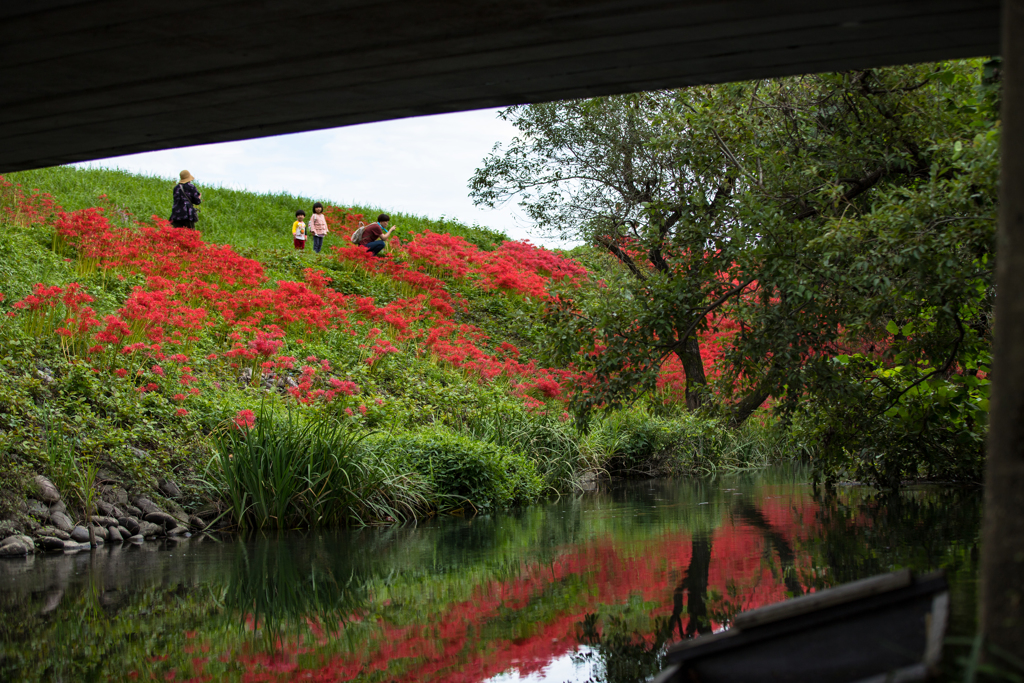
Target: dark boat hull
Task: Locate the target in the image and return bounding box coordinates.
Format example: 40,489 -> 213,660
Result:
656,571 -> 949,683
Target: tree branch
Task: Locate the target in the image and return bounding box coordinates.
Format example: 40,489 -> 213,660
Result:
796,165 -> 886,220
671,277 -> 757,355
595,235 -> 647,281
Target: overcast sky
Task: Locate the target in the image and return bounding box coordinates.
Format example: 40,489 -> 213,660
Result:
74,108 -> 570,247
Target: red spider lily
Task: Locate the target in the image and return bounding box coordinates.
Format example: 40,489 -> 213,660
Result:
328,379 -> 360,396
234,409 -> 256,429
10,189 -> 740,413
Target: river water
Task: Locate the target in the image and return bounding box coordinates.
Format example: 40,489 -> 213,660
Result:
0,465 -> 981,682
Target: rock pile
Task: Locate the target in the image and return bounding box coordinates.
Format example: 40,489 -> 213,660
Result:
0,475 -> 218,557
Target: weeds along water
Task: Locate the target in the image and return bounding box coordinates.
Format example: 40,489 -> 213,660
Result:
203,404 -> 796,530
208,408 -> 433,530
0,166 -> 794,529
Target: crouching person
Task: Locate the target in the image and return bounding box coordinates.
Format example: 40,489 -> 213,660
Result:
358,214 -> 398,256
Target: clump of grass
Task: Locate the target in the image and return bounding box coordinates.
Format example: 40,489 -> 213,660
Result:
369,426 -> 544,512
463,404 -> 588,492
458,400 -> 794,490
207,407 -> 431,530
44,411 -> 100,525
583,406 -> 794,479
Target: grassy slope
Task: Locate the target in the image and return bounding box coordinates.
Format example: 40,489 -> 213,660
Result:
9,166 -> 506,251
0,166 -> 787,527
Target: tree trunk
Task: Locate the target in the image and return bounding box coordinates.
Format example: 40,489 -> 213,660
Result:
980,0 -> 1024,657
730,386 -> 771,426
675,334 -> 708,411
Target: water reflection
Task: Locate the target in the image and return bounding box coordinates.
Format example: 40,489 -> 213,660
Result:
0,468 -> 980,682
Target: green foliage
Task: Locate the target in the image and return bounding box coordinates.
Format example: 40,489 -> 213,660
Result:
474,60 -> 998,486
459,400 -> 587,491
794,353 -> 988,489
585,407 -> 793,477
208,406 -> 431,529
374,427 -> 543,512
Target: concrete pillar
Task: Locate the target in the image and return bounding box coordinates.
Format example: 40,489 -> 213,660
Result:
981,0 -> 1024,655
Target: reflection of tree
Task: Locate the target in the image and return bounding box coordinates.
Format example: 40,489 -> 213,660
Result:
581,499 -> 813,683
669,532 -> 713,638
734,502 -> 805,598
808,487 -> 980,585
575,533 -> 715,683
806,486 -> 981,637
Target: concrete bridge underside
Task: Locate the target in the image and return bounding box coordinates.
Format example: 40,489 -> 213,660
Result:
0,0 -> 1000,172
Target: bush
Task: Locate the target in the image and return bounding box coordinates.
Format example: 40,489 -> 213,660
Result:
791,360 -> 987,488
208,407 -> 431,529
585,406 -> 794,477
374,427 -> 543,512
459,400 -> 585,492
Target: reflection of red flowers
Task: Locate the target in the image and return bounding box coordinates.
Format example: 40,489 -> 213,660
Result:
190,491 -> 822,683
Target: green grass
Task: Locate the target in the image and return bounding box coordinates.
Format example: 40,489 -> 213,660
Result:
6,165 -> 508,250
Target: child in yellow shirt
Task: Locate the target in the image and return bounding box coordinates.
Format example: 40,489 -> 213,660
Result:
292,210 -> 307,250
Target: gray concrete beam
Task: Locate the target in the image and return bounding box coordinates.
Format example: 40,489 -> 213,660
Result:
0,0 -> 1000,172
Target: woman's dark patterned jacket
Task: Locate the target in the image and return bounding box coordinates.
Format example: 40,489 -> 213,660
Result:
169,182 -> 201,222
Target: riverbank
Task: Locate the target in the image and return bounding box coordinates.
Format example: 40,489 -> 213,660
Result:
0,167 -> 791,550
0,402 -> 790,554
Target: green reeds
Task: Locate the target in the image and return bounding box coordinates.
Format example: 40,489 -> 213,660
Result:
44,413 -> 98,517
467,404 -> 588,492
462,402 -> 795,491
208,407 -> 431,530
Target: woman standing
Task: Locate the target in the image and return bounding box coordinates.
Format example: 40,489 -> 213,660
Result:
169,170 -> 201,229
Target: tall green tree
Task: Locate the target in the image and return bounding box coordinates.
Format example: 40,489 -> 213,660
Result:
472,61 -> 997,485
471,94 -> 731,410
